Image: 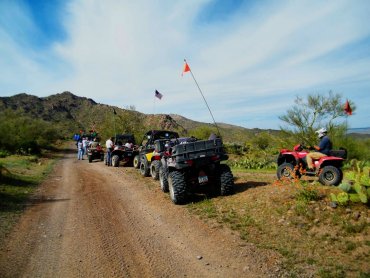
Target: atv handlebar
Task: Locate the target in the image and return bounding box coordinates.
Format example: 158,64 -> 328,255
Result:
295,144 -> 315,151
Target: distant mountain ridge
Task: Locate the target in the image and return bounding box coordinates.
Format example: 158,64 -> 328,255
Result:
348,127 -> 370,135
1,92 -> 368,142
0,92 -> 269,143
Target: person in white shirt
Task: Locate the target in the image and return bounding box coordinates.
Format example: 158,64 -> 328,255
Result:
124,140 -> 134,149
77,140 -> 84,160
82,137 -> 89,158
105,137 -> 114,166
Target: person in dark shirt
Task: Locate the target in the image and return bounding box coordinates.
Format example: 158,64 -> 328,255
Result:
306,128 -> 332,171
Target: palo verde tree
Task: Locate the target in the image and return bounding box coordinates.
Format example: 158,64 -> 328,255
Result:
279,91 -> 355,147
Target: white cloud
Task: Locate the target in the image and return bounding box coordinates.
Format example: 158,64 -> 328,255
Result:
1,0 -> 370,128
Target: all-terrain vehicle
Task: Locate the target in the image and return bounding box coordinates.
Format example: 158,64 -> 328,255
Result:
134,130 -> 179,178
111,134 -> 138,167
87,142 -> 105,163
158,137 -> 234,204
78,131 -> 104,163
276,144 -> 347,186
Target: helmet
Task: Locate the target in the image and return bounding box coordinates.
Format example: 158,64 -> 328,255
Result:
316,127 -> 327,139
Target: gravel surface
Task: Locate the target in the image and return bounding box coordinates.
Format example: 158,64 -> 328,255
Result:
0,146 -> 282,277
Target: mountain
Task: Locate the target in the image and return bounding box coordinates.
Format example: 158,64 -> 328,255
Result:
348,127 -> 370,135
0,92 -> 269,143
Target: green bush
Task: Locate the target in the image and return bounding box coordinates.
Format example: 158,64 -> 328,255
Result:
0,109 -> 60,154
295,186 -> 320,203
0,150 -> 9,158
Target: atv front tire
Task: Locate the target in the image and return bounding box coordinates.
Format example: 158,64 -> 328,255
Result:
150,160 -> 161,180
168,171 -> 187,204
133,155 -> 140,169
112,155 -> 120,167
140,160 -> 150,177
277,163 -> 297,180
88,155 -> 92,163
319,166 -> 342,186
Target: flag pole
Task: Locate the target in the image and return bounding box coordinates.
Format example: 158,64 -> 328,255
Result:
184,59 -> 221,136
153,96 -> 156,115
112,108 -> 117,138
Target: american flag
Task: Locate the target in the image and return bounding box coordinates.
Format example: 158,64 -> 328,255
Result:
155,90 -> 163,100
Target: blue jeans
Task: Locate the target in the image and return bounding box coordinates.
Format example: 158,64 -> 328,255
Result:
106,149 -> 112,165
78,148 -> 84,160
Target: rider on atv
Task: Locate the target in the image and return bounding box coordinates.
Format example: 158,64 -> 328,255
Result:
306,127 -> 332,172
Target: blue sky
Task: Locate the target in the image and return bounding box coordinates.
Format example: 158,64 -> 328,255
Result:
0,0 -> 369,129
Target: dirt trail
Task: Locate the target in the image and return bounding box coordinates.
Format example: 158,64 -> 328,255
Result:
0,146 -> 282,277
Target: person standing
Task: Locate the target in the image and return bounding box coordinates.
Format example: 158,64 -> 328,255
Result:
77,139 -> 84,160
105,137 -> 114,166
306,128 -> 332,171
82,137 -> 88,159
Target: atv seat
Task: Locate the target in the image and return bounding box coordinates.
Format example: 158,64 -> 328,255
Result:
329,148 -> 347,159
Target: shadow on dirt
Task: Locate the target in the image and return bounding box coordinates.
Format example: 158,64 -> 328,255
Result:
183,180 -> 272,205
234,181 -> 270,193
187,194 -> 208,204
0,193 -> 70,212
28,197 -> 70,206
0,176 -> 38,187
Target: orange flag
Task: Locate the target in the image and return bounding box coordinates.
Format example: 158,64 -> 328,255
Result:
344,99 -> 352,116
182,61 -> 190,76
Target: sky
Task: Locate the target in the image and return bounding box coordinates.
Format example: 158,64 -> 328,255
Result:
0,0 -> 369,129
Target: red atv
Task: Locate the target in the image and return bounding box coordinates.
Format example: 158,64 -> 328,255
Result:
276,144 -> 347,186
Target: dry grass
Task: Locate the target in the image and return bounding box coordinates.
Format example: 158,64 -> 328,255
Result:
188,170 -> 370,277
0,153 -> 57,245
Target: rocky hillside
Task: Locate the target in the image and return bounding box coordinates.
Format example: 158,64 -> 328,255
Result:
0,91 -> 269,143
1,91 -> 368,147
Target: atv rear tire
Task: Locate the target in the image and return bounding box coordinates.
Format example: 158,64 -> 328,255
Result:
133,155 -> 140,169
277,163 -> 297,180
319,166 -> 342,186
150,160 -> 161,180
112,155 -> 120,167
140,160 -> 150,177
219,164 -> 234,196
168,171 -> 187,204
100,154 -> 104,161
159,166 -> 169,192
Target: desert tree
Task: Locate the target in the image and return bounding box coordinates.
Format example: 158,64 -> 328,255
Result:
279,91 -> 355,146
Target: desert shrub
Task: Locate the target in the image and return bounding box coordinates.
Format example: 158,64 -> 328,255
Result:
188,126 -> 218,140
0,150 -> 9,158
224,143 -> 244,155
295,186 -> 320,203
0,109 -> 60,154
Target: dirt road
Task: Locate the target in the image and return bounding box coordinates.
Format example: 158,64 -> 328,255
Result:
0,147 -> 282,277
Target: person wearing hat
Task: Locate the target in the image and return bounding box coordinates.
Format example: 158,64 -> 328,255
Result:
306,128 -> 332,172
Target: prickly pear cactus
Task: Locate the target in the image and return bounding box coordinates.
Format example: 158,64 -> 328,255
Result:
332,161 -> 369,205
336,192 -> 349,205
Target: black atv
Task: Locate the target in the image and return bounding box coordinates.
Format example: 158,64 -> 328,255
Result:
111,134 -> 138,167
134,130 -> 179,178
158,137 -> 234,204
